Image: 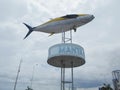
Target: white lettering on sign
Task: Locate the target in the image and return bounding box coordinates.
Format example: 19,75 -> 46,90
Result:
48,44 -> 85,59
59,45 -> 84,56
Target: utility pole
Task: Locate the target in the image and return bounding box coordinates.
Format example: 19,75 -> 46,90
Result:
14,59 -> 22,90
30,64 -> 38,89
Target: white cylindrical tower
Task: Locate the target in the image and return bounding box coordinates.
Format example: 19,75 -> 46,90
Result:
47,31 -> 86,90
47,43 -> 85,90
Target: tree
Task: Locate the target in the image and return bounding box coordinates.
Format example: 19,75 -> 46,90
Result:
25,86 -> 33,90
99,83 -> 113,90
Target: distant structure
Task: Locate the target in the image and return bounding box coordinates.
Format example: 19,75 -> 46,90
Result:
14,59 -> 22,90
99,83 -> 113,90
112,70 -> 120,90
25,64 -> 38,90
47,31 -> 85,90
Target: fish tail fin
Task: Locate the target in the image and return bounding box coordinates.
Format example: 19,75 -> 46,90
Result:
23,23 -> 34,39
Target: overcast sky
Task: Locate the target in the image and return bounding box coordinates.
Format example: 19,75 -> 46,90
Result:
0,0 -> 120,90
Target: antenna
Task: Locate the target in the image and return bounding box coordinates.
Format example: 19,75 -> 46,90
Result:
13,59 -> 22,90
30,64 -> 38,89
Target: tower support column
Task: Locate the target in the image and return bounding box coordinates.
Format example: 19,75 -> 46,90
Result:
61,62 -> 74,90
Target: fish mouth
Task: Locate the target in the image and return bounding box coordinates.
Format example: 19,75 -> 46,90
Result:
81,15 -> 95,23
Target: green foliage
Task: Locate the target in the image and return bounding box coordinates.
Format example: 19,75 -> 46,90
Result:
99,83 -> 113,90
25,86 -> 33,90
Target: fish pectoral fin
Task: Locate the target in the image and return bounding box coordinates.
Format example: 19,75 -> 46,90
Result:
73,28 -> 76,32
73,25 -> 77,32
73,27 -> 77,32
48,32 -> 55,36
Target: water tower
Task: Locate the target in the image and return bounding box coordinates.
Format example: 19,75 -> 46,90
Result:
47,31 -> 85,90
112,70 -> 120,90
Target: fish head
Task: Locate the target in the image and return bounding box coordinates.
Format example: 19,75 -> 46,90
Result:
77,14 -> 95,24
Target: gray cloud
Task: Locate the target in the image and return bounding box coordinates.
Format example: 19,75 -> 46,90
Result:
0,0 -> 28,21
0,0 -> 120,90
